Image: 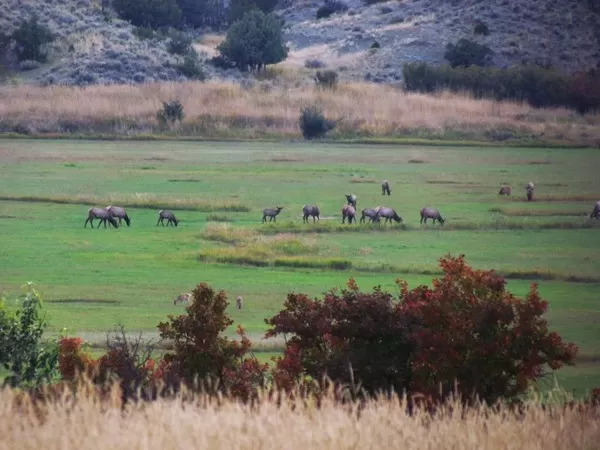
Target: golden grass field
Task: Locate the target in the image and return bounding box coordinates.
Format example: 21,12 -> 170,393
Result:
1,81 -> 599,145
1,383 -> 599,450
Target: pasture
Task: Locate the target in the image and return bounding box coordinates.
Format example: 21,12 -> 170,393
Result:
0,139 -> 599,396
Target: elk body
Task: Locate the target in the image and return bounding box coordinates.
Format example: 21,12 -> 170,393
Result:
376,206 -> 403,224
262,206 -> 283,223
157,210 -> 179,227
360,207 -> 381,224
342,205 -> 356,224
526,182 -> 535,202
106,205 -> 131,227
302,205 -> 320,223
174,292 -> 192,305
84,207 -> 119,229
590,201 -> 600,219
381,180 -> 391,196
236,296 -> 243,310
498,185 -> 512,196
420,207 -> 445,225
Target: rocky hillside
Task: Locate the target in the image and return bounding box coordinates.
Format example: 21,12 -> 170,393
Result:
1,0 -> 598,86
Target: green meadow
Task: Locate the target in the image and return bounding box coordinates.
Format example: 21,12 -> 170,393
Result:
0,139 -> 599,396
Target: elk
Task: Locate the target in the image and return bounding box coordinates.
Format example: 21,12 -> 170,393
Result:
381,180 -> 391,196
526,182 -> 535,202
345,194 -> 357,208
302,205 -> 320,223
236,296 -> 243,310
420,207 -> 445,225
106,205 -> 131,227
498,185 -> 512,196
375,206 -> 403,224
590,201 -> 600,219
84,207 -> 119,229
360,207 -> 381,224
342,205 -> 356,224
157,210 -> 179,227
174,292 -> 192,305
262,206 -> 283,223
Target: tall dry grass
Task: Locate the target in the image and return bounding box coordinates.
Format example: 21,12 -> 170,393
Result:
1,81 -> 599,144
1,383 -> 599,450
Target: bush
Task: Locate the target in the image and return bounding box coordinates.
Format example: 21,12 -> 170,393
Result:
316,1 -> 348,19
217,9 -> 288,72
401,62 -> 600,113
167,29 -> 193,55
266,254 -> 578,405
473,20 -> 490,36
304,59 -> 325,69
227,0 -> 279,24
314,70 -> 338,89
11,15 -> 54,63
177,0 -> 228,28
0,283 -> 59,388
444,38 -> 494,68
113,0 -> 182,29
157,99 -> 185,126
299,104 -> 337,140
174,52 -> 206,80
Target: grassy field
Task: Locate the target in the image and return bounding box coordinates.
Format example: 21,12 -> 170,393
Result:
0,138 -> 599,396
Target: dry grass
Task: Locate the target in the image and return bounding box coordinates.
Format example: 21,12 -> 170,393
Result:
1,384 -> 599,450
1,81 -> 599,144
0,194 -> 251,212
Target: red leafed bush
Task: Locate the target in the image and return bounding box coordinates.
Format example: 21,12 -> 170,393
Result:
265,254 -> 578,405
158,283 -> 269,399
568,68 -> 600,114
57,337 -> 96,381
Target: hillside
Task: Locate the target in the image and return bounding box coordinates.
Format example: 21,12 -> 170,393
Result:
0,0 -> 599,86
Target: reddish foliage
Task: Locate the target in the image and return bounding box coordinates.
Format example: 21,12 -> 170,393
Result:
568,68 -> 600,114
57,337 -> 96,381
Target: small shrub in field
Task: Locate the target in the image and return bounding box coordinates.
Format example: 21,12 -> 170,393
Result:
157,99 -> 185,126
473,20 -> 490,36
304,59 -> 325,69
227,0 -> 279,24
444,38 -> 494,68
568,68 -> 600,114
314,70 -> 338,89
174,52 -> 206,80
316,1 -> 348,19
371,41 -> 381,49
112,0 -> 182,29
299,104 -> 337,140
167,29 -> 193,55
265,254 -> 578,405
11,15 -> 54,63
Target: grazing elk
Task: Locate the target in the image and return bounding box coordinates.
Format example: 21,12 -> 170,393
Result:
106,205 -> 131,227
359,207 -> 381,224
84,207 -> 119,229
420,207 -> 445,225
526,182 -> 535,202
345,194 -> 357,208
381,180 -> 391,196
157,210 -> 179,227
174,292 -> 192,305
262,206 -> 283,223
590,201 -> 600,219
376,206 -> 403,224
236,296 -> 243,310
342,205 -> 356,224
498,185 -> 512,196
302,205 -> 320,223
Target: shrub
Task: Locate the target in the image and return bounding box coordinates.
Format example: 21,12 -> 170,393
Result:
314,69 -> 338,89
371,41 -> 381,49
568,68 -> 600,114
174,52 -> 206,80
316,0 -> 348,19
444,38 -> 494,68
157,283 -> 268,401
112,0 -> 182,29
227,0 -> 280,24
157,99 -> 185,127
473,20 -> 490,36
0,283 -> 59,388
177,0 -> 228,28
299,104 -> 337,140
265,254 -> 578,405
11,15 -> 54,63
217,9 -> 288,72
167,29 -> 193,55
304,59 -> 325,69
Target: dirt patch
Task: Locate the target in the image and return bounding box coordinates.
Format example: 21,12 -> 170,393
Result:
489,207 -> 586,217
168,179 -> 202,183
521,195 -> 599,202
350,178 -> 378,184
408,159 -> 429,164
48,298 -> 120,304
144,156 -> 169,162
426,180 -> 479,185
270,157 -> 302,162
0,215 -> 17,219
508,159 -> 552,165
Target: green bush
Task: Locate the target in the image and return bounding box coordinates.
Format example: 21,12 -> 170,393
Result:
473,20 -> 490,36
217,9 -> 288,72
227,0 -> 279,24
175,52 -> 206,80
113,0 -> 182,29
444,38 -> 494,68
157,99 -> 185,127
167,29 -> 193,55
0,283 -> 59,388
299,104 -> 337,140
176,0 -> 228,28
11,15 -> 54,63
